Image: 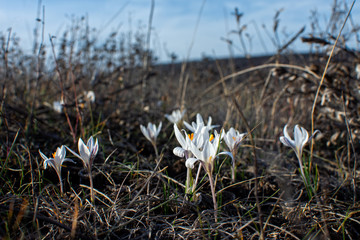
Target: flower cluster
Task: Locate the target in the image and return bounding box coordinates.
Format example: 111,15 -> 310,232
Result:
40,136 -> 99,201
38,106 -> 320,218
172,113 -> 247,220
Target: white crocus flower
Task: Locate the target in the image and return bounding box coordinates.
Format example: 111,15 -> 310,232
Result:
356,63 -> 360,80
140,122 -> 162,158
280,124 -> 319,182
85,90 -> 96,103
173,123 -> 210,158
39,145 -> 74,194
173,123 -> 192,158
185,129 -> 224,220
183,113 -> 218,133
222,127 -> 246,182
280,125 -> 309,161
173,123 -> 209,195
223,127 -> 246,160
185,129 -> 224,173
66,136 -> 99,202
165,109 -> 186,124
140,122 -> 162,146
53,101 -> 63,113
66,136 -> 99,172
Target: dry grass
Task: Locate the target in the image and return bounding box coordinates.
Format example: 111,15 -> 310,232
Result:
1,1 -> 360,239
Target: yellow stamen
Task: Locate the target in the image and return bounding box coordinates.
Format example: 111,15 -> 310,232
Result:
52,152 -> 56,158
232,136 -> 236,141
188,133 -> 194,141
209,134 -> 214,142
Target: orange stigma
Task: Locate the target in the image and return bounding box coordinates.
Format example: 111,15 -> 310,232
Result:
209,134 -> 214,142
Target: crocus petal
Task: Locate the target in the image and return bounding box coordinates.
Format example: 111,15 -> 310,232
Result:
63,158 -> 75,164
283,125 -> 295,147
218,151 -> 234,161
183,121 -> 195,132
46,159 -> 57,172
207,116 -> 212,129
188,137 -> 202,160
65,146 -> 82,161
87,136 -> 95,151
300,126 -> 309,146
156,122 -> 162,137
44,159 -> 52,169
294,125 -> 303,151
308,129 -> 320,143
57,146 -> 66,160
196,113 -> 204,125
185,157 -> 200,169
92,138 -> 99,156
173,147 -> 186,158
280,136 -> 292,147
164,114 -> 172,122
174,124 -> 186,149
39,150 -> 49,161
140,125 -> 151,142
78,139 -> 90,162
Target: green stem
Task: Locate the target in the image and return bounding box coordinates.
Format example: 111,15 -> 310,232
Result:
297,154 -> 314,198
152,142 -> 159,162
59,176 -> 64,196
192,164 -> 202,193
185,167 -> 192,194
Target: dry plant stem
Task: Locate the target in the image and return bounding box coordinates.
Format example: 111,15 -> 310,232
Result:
196,63 -> 321,105
28,6 -> 45,135
49,36 -> 77,144
214,57 -> 234,129
231,154 -> 236,183
310,0 -> 355,171
120,156 -> 163,218
141,0 -> 155,107
0,129 -> 20,176
143,0 -> 154,71
152,142 -> 159,162
207,170 -> 218,222
180,74 -> 190,110
71,198 -> 79,239
67,30 -> 82,138
25,146 -> 36,204
232,96 -> 264,240
89,170 -> 94,203
3,28 -> 11,82
263,191 -> 284,233
59,178 -> 64,196
214,57 -> 237,182
341,94 -> 357,204
277,26 -> 305,53
177,0 -> 206,108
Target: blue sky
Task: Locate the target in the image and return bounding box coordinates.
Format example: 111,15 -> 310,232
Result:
1,0 -> 359,61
